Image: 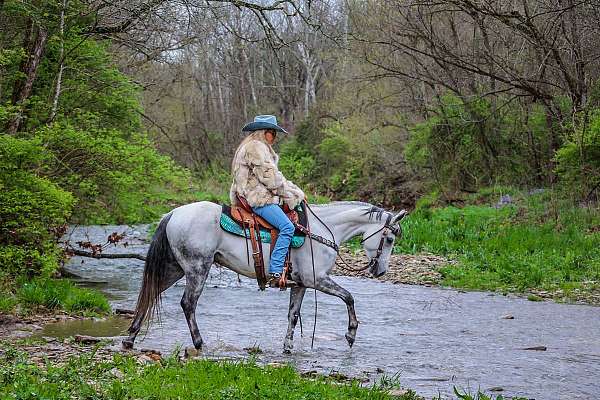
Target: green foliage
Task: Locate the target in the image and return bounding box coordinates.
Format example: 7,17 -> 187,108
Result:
451,387 -> 527,400
279,116 -> 405,205
396,190 -> 600,294
16,278 -> 110,315
278,139 -> 317,186
29,123 -> 195,224
193,163 -> 232,204
0,352 -> 421,400
555,110 -> 600,199
0,134 -> 74,278
405,95 -> 552,193
0,291 -> 17,313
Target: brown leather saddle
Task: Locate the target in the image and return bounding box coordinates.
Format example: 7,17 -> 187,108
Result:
230,195 -> 300,290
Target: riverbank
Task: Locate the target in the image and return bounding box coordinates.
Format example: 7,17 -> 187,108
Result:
337,189 -> 600,306
333,248 -> 600,306
1,319 -> 423,400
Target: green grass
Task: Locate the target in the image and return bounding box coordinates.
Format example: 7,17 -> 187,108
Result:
14,278 -> 110,315
0,349 -> 425,400
0,291 -> 17,313
395,190 -> 600,295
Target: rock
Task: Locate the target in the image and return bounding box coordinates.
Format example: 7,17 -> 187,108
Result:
301,370 -> 319,378
267,362 -> 285,368
243,345 -> 263,355
501,314 -> 514,319
140,348 -> 161,356
115,308 -> 135,316
328,372 -> 350,381
522,346 -> 547,351
488,386 -> 504,392
137,354 -> 154,364
184,346 -> 199,358
376,367 -> 385,373
110,367 -> 124,379
495,195 -> 512,208
74,335 -> 101,344
11,330 -> 32,338
388,389 -> 409,397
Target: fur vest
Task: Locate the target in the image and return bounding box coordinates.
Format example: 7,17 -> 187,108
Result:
230,137 -> 305,209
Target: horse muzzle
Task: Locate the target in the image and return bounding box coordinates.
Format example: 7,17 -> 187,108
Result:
368,259 -> 385,278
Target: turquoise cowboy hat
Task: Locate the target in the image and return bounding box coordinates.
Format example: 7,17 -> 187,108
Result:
242,115 -> 288,133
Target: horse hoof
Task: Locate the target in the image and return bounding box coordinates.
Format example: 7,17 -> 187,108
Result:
283,348 -> 292,355
122,339 -> 134,350
345,333 -> 355,348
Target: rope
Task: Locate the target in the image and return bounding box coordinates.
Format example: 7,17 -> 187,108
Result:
305,200 -> 318,350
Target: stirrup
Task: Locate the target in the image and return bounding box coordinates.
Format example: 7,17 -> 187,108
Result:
267,273 -> 281,288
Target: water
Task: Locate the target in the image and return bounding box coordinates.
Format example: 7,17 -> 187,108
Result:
59,225 -> 600,400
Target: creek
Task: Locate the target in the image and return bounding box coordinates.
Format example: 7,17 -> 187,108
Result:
49,225 -> 600,400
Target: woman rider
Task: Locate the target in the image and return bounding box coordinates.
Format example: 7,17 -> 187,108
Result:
230,115 -> 305,287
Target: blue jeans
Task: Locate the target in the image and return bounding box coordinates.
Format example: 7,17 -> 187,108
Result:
252,204 -> 295,274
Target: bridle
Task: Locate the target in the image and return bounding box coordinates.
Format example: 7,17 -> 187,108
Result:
359,213 -> 402,273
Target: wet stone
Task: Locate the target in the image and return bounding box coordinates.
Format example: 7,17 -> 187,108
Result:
184,346 -> 199,358
521,346 -> 547,351
75,335 -> 102,344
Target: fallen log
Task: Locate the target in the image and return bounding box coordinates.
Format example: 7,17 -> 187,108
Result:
69,248 -> 146,261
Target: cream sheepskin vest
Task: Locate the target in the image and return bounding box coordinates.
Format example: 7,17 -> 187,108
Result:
230,135 -> 305,209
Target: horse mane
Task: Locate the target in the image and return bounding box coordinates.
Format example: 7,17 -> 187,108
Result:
311,201 -> 388,222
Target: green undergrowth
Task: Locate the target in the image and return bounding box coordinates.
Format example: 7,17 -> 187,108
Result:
0,348 -> 520,400
0,350 -> 423,400
395,189 -> 600,297
1,278 -> 110,316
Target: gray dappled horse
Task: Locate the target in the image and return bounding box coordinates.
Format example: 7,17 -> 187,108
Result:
123,201 -> 406,353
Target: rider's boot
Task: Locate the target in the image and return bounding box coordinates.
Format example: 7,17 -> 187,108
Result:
267,272 -> 281,288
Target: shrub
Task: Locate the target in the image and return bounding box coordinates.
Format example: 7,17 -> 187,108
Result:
32,123 -> 195,224
555,111 -> 600,200
0,134 -> 74,279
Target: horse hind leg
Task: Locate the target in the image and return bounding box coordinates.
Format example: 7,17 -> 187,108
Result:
314,276 -> 359,348
181,259 -> 211,350
283,286 -> 306,353
123,261 -> 183,349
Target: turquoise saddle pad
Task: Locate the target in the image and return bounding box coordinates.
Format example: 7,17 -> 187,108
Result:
219,208 -> 305,248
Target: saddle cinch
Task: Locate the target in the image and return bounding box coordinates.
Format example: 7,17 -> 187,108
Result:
220,196 -> 308,290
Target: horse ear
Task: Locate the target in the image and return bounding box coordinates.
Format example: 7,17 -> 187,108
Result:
392,209 -> 408,223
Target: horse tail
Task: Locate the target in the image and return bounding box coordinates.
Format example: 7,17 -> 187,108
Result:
130,212 -> 174,330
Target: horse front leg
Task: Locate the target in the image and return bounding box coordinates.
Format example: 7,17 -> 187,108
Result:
315,276 -> 359,348
283,286 -> 306,353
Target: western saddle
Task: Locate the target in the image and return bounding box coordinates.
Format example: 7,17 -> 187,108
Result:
230,195 -> 299,290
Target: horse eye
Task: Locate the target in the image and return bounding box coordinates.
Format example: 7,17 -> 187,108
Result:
386,237 -> 394,244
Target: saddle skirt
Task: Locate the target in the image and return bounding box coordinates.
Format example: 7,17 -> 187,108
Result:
220,204 -> 306,248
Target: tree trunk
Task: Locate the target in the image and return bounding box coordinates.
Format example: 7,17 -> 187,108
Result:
49,0 -> 67,123
7,23 -> 49,134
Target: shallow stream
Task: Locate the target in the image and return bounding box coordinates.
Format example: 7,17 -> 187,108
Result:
52,225 -> 600,400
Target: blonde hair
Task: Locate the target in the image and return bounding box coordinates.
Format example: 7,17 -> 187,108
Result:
231,130 -> 270,169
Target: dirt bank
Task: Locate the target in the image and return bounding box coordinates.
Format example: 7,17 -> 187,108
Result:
333,248 -> 449,285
